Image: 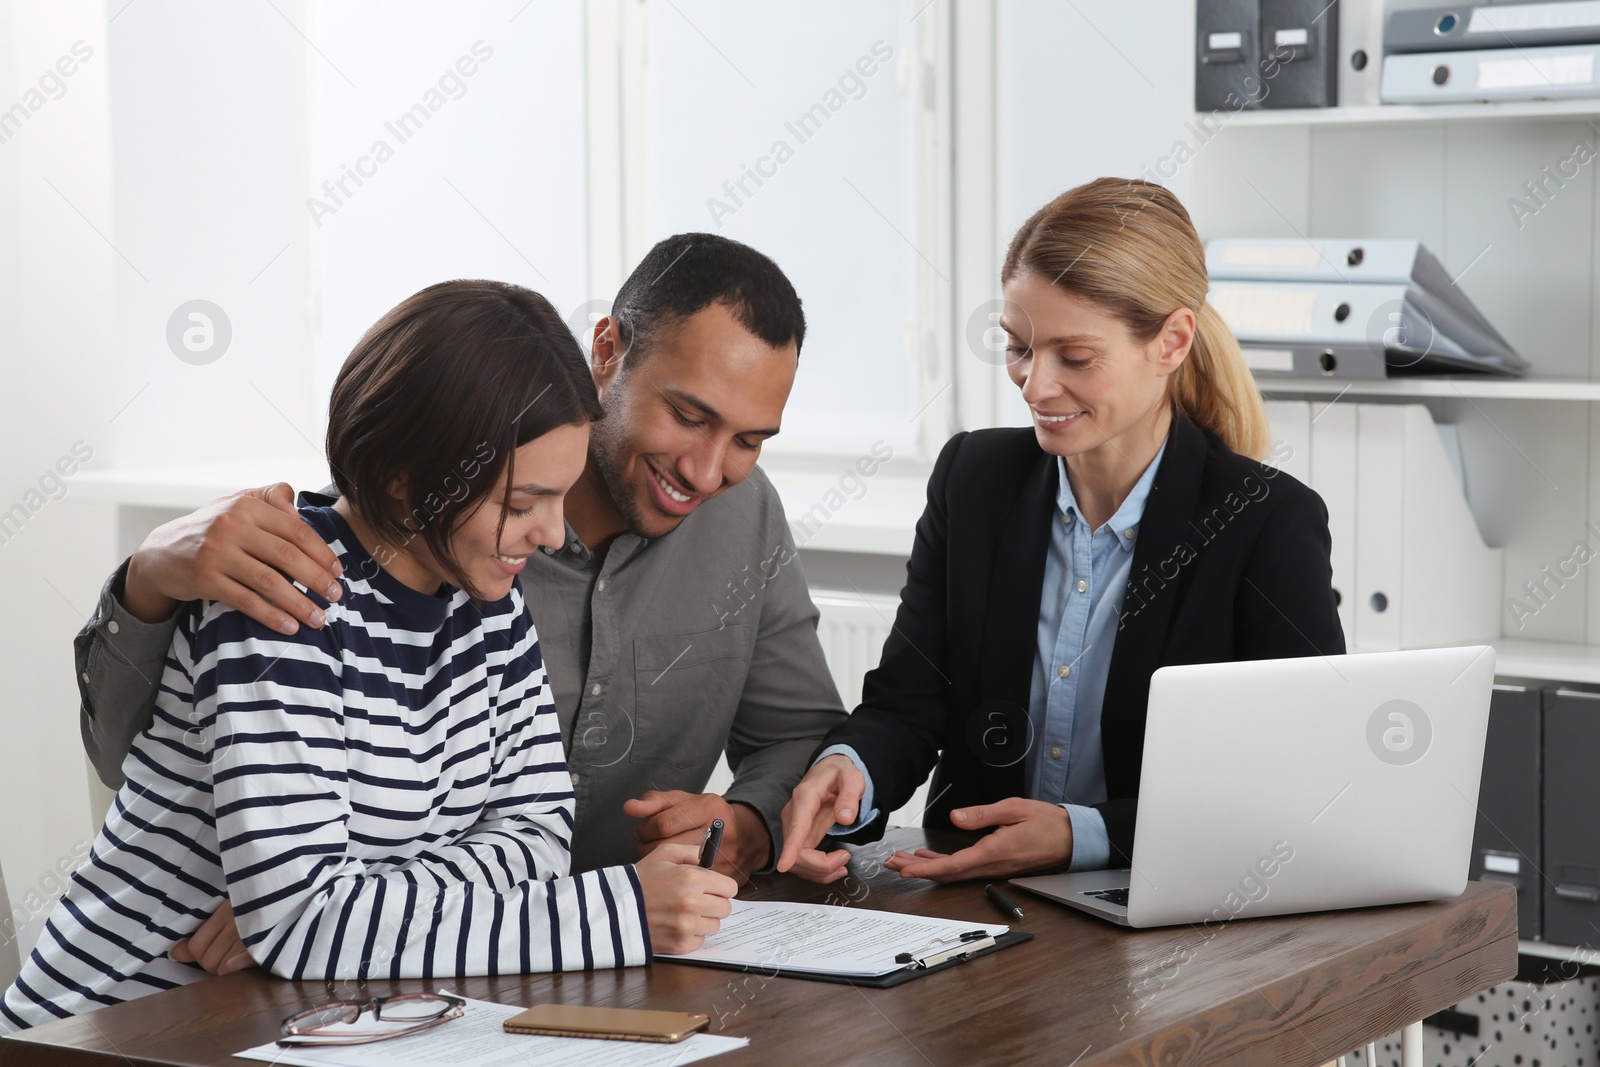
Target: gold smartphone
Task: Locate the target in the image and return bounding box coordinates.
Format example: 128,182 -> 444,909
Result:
502,1004 -> 711,1043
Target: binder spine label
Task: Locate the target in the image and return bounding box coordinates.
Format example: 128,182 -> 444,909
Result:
1478,52 -> 1596,90
1470,1 -> 1600,36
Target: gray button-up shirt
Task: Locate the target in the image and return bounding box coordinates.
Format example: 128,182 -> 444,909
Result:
76,466 -> 847,874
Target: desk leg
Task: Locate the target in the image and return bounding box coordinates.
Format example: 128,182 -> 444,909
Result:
1400,1021 -> 1422,1067
1365,1041 -> 1378,1065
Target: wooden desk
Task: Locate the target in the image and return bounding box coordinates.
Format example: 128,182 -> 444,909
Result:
1,828 -> 1516,1067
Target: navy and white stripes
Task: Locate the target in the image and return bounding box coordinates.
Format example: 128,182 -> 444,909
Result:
1,503 -> 648,1032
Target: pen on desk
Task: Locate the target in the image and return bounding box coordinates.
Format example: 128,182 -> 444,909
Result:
699,818 -> 725,869
985,883 -> 1025,922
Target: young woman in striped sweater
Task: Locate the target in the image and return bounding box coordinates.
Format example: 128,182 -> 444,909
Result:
1,280 -> 737,1031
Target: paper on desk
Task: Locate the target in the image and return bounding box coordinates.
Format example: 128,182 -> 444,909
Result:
657,899 -> 1007,977
234,994 -> 747,1067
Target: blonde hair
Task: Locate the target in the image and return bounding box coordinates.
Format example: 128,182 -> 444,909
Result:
1001,178 -> 1270,460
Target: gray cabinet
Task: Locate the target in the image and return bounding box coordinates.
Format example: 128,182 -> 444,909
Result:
1470,685 -> 1542,941
1541,688 -> 1600,949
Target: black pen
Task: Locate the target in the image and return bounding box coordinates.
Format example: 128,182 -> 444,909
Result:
699,819 -> 725,869
985,883 -> 1025,922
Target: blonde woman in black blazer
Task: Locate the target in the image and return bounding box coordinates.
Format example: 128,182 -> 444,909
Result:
778,179 -> 1344,882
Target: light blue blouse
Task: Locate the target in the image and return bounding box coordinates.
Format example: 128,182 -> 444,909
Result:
823,438 -> 1169,873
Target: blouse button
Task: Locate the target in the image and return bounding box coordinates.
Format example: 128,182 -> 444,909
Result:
1075,580 -> 1088,593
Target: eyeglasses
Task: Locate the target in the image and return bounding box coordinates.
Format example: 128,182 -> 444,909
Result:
279,993 -> 465,1047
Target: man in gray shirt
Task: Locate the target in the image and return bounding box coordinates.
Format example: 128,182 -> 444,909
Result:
76,235 -> 850,963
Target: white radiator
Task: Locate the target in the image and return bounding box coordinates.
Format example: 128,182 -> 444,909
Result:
811,591 -> 899,708
704,589 -> 932,830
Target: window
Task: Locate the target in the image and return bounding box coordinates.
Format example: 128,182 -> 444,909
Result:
307,3 -> 590,422
638,0 -> 947,458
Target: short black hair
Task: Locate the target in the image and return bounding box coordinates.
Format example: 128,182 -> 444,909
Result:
610,233 -> 805,364
326,279 -> 602,599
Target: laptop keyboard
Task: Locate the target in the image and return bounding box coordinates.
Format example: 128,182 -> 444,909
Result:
1083,887 -> 1130,907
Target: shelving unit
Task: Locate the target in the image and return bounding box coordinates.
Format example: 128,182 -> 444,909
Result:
1191,85 -> 1600,647
1195,81 -> 1600,971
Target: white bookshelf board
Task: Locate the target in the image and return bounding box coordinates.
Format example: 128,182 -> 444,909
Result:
1217,98 -> 1600,129
1255,377 -> 1600,402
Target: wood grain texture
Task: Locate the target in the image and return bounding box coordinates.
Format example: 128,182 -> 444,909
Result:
0,828 -> 1516,1067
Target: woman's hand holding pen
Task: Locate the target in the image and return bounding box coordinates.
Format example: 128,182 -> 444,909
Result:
636,844 -> 738,955
774,754 -> 861,884
884,799 -> 1074,883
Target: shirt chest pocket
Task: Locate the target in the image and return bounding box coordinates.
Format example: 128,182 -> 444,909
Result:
630,625 -> 750,772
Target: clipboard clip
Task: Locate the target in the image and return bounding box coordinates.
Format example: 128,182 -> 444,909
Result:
895,930 -> 996,970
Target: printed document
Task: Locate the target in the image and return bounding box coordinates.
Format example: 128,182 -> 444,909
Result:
657,899 -> 1007,977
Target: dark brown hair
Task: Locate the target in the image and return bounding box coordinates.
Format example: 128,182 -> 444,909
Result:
325,279 -> 602,597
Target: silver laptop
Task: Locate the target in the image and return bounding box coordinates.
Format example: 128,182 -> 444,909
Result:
1009,646 -> 1494,928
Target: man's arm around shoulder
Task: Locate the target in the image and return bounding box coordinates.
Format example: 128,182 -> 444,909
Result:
78,558 -> 180,788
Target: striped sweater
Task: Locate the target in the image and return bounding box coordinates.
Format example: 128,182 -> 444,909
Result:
2,503 -> 649,1032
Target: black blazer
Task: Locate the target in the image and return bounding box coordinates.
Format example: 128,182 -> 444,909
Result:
822,413 -> 1345,865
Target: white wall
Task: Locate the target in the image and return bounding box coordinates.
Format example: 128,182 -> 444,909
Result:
998,0 -> 1196,233
995,0 -> 1196,427
104,0 -> 318,471
0,0 -> 117,958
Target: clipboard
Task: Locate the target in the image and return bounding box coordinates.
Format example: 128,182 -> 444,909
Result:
663,929 -> 1034,988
